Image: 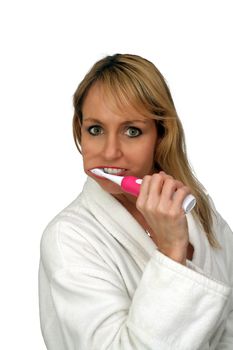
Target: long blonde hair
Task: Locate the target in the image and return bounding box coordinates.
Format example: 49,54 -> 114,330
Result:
72,53 -> 219,247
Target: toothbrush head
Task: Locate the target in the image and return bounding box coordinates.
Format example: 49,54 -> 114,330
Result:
90,168 -> 105,177
89,168 -> 123,186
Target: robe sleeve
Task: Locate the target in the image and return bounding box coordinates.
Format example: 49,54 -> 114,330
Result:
214,210 -> 233,349
217,295 -> 233,349
40,220 -> 231,350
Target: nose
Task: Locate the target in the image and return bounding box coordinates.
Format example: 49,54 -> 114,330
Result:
102,134 -> 123,160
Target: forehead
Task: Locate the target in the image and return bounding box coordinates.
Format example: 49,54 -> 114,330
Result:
82,82 -> 152,123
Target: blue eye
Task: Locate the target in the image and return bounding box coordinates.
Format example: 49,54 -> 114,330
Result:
126,127 -> 142,137
87,125 -> 102,136
87,125 -> 142,138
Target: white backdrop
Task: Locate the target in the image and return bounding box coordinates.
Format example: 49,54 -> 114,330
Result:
0,0 -> 232,348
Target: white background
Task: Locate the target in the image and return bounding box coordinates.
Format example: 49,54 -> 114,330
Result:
0,0 -> 232,348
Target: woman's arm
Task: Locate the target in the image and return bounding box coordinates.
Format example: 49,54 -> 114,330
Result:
217,304 -> 233,348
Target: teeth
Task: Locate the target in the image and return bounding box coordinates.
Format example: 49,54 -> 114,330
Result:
103,168 -> 126,174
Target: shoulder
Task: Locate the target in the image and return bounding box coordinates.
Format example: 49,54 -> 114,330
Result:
208,195 -> 233,245
40,194 -> 103,281
207,195 -> 233,280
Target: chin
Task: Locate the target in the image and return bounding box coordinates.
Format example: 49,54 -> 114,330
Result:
90,177 -> 122,194
99,181 -> 123,194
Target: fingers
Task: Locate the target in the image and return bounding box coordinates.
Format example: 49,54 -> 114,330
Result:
171,185 -> 191,213
137,171 -> 191,214
136,175 -> 151,210
136,172 -> 167,211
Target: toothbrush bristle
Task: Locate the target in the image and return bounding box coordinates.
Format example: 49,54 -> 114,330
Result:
90,168 -> 104,176
90,168 -> 124,186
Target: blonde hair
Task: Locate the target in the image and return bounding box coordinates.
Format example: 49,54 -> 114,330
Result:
72,53 -> 219,247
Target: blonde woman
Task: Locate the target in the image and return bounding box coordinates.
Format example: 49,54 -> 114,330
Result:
39,54 -> 233,349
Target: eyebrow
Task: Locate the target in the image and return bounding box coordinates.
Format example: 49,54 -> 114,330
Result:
83,117 -> 148,125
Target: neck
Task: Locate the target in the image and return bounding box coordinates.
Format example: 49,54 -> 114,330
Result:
113,193 -> 152,232
112,193 -> 137,207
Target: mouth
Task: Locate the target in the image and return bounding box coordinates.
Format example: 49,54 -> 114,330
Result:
88,167 -> 128,178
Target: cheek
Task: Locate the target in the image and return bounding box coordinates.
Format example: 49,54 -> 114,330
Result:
140,140 -> 157,166
80,134 -> 95,154
138,138 -> 156,156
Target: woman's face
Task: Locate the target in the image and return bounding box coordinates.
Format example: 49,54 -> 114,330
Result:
81,83 -> 159,203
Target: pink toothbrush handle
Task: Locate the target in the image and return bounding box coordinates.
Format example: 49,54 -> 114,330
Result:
121,176 -> 141,197
121,176 -> 196,213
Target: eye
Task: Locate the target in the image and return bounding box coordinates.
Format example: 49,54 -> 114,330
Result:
86,125 -> 142,138
87,125 -> 103,136
126,127 -> 142,137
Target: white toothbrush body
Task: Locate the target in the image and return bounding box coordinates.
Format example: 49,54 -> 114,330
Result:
90,168 -> 196,213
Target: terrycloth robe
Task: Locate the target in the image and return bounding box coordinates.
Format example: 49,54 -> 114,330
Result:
39,176 -> 233,349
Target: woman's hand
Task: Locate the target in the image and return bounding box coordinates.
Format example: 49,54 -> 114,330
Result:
136,171 -> 191,265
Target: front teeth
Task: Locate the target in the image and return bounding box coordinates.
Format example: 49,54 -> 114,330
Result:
103,168 -> 126,174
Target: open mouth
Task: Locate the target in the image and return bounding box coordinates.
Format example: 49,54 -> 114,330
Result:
89,167 -> 128,177
102,168 -> 127,175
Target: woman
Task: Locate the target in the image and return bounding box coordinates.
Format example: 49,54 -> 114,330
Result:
39,54 -> 233,349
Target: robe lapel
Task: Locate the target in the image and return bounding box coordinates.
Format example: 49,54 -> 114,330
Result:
82,176 -> 157,266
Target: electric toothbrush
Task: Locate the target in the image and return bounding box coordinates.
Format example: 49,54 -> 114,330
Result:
90,168 -> 196,213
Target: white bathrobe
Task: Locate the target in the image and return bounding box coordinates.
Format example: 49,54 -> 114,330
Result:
39,176 -> 233,349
